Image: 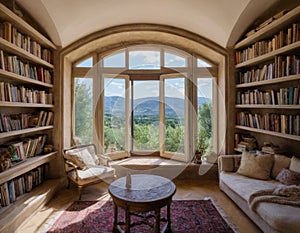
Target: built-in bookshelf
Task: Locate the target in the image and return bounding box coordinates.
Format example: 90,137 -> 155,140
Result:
234,4 -> 300,154
0,3 -> 63,233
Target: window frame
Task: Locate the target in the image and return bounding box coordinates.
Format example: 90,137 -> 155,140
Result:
72,45 -> 218,162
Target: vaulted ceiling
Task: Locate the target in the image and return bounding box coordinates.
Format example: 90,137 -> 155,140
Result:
17,0 -> 281,48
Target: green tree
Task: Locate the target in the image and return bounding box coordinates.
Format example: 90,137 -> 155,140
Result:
165,123 -> 184,153
74,79 -> 93,144
197,102 -> 212,155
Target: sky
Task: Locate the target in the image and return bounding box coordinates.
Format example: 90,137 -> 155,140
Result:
77,50 -> 213,99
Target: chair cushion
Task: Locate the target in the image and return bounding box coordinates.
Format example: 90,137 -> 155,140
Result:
68,165 -> 115,185
77,166 -> 115,180
64,148 -> 96,170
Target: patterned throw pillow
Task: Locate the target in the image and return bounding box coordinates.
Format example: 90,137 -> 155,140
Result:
276,168 -> 300,185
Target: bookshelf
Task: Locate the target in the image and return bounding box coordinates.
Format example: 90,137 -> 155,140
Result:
234,4 -> 300,155
0,3 -> 63,232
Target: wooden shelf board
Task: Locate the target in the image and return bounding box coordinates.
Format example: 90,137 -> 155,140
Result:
235,104 -> 300,109
0,125 -> 53,139
235,5 -> 300,49
0,3 -> 56,49
0,152 -> 57,184
0,38 -> 54,68
236,41 -> 300,68
0,101 -> 54,108
236,74 -> 300,88
0,68 -> 53,87
235,125 -> 300,141
0,177 -> 65,233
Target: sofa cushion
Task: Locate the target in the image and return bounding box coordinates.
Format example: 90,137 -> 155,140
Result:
271,154 -> 291,179
276,168 -> 300,185
237,152 -> 274,180
255,201 -> 300,233
290,156 -> 300,173
220,172 -> 280,201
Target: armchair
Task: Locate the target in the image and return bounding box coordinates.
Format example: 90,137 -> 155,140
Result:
63,144 -> 115,199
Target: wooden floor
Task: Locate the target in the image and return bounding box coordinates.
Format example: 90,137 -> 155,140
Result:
15,159 -> 262,233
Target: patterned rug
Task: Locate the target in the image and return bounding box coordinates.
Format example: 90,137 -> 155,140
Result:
47,199 -> 238,233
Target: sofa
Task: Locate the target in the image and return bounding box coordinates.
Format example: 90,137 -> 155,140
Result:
218,152 -> 300,233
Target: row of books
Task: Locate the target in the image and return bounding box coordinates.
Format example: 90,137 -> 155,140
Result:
236,55 -> 300,84
237,112 -> 300,135
0,81 -> 53,104
0,50 -> 53,84
0,164 -> 49,207
236,87 -> 300,105
0,111 -> 53,133
235,22 -> 300,64
0,134 -> 48,163
0,21 -> 53,64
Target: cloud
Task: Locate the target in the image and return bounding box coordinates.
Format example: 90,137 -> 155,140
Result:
130,51 -> 160,64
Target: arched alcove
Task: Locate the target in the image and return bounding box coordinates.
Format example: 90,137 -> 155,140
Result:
56,24 -> 231,164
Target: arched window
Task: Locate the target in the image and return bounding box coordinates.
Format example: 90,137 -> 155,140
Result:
72,44 -> 219,162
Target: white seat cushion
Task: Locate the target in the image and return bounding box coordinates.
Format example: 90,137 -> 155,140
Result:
75,166 -> 115,180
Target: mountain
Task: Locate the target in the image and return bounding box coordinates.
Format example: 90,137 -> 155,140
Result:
104,96 -> 211,117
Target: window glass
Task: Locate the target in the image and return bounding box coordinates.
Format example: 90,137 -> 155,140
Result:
76,57 -> 93,67
197,58 -> 212,67
133,81 -> 160,151
164,77 -> 185,153
103,52 -> 125,67
104,78 -> 126,153
164,52 -> 186,67
129,50 -> 160,69
197,78 -> 213,157
74,78 -> 93,144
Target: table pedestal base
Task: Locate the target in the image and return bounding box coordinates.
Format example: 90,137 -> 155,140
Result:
113,204 -> 172,233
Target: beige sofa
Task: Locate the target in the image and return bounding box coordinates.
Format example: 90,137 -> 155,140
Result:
218,154 -> 300,233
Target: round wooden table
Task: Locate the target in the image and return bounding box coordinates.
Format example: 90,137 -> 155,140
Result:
108,174 -> 176,233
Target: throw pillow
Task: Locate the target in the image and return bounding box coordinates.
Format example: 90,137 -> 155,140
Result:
271,154 -> 291,179
290,156 -> 300,173
65,148 -> 96,170
236,151 -> 274,180
276,168 -> 300,185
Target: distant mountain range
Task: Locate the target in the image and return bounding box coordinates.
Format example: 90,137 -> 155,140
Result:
104,96 -> 211,118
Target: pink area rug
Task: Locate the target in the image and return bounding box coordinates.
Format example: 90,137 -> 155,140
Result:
47,199 -> 238,233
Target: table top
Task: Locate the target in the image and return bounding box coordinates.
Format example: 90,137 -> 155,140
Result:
108,174 -> 176,203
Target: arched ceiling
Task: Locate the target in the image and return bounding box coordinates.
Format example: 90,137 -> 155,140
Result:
16,0 -> 280,48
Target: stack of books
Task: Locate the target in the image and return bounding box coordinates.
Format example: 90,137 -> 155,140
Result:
237,135 -> 257,151
261,143 -> 284,154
